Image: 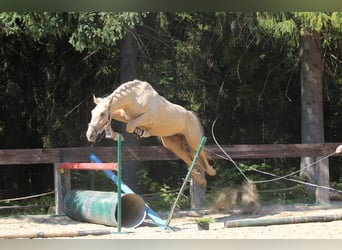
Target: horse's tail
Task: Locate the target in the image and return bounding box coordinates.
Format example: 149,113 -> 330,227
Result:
183,110 -> 216,179
186,111 -> 204,137
187,110 -> 215,159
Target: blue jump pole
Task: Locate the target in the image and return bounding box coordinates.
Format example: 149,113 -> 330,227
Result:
89,153 -> 168,229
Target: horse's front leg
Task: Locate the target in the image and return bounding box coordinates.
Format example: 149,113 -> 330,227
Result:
126,113 -> 154,137
102,109 -> 129,141
104,126 -> 125,141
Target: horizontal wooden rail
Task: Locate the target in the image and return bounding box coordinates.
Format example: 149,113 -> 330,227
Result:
209,143 -> 341,159
0,143 -> 340,165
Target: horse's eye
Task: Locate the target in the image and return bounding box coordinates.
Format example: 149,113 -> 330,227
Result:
100,112 -> 105,117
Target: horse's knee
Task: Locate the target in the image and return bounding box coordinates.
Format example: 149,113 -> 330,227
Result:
125,124 -> 135,134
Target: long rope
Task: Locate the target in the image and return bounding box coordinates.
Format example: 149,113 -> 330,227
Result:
210,117 -> 342,193
0,191 -> 55,203
211,117 -> 252,182
252,168 -> 342,194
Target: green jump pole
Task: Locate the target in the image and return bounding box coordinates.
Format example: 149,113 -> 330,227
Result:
165,136 -> 207,226
116,133 -> 122,233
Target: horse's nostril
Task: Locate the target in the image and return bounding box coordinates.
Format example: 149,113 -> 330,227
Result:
91,131 -> 97,140
88,135 -> 96,142
86,128 -> 97,142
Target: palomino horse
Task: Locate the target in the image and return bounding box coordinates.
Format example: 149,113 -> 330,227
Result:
86,79 -> 216,186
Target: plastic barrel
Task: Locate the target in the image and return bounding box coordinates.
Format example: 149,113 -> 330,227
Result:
63,190 -> 146,228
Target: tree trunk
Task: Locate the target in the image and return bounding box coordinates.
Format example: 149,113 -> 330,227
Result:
119,30 -> 140,191
299,28 -> 329,204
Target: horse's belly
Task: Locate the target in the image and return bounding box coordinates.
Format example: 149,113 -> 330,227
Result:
144,122 -> 184,137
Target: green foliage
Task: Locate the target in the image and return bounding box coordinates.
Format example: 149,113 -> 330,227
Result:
146,184 -> 189,211
256,12 -> 299,46
0,12 -> 144,51
68,12 -> 144,52
194,217 -> 214,224
330,12 -> 342,32
136,161 -> 190,211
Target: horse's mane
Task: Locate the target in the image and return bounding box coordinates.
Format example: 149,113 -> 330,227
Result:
108,80 -> 147,100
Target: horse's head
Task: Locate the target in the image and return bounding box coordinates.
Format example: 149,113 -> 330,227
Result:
86,95 -> 112,142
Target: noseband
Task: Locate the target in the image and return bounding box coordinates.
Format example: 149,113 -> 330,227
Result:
88,121 -> 110,137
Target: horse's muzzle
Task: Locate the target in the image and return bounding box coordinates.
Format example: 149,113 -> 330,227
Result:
86,126 -> 97,142
87,121 -> 110,142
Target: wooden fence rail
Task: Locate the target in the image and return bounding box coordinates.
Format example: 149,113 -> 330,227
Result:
0,143 -> 341,165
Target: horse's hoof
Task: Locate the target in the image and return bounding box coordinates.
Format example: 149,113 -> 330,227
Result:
197,178 -> 207,186
206,167 -> 216,176
192,172 -> 207,186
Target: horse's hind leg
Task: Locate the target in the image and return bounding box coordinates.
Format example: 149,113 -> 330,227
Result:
183,123 -> 216,177
184,135 -> 216,176
161,136 -> 207,186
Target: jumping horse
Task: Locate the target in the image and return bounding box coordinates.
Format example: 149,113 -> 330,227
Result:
86,79 -> 216,186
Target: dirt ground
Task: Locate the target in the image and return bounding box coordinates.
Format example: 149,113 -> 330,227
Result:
1,202 -> 342,239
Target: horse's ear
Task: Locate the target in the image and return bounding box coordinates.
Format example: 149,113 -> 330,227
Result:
93,95 -> 100,104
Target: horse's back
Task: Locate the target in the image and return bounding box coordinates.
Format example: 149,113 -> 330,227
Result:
115,79 -> 154,96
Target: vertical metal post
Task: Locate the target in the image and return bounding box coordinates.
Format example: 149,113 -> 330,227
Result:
165,136 -> 207,226
116,134 -> 122,232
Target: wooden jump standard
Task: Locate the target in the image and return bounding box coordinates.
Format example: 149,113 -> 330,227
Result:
54,162 -> 119,214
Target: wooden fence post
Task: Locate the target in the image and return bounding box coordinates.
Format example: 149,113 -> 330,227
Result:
190,172 -> 206,209
53,164 -> 63,215
316,157 -> 330,204
63,169 -> 71,194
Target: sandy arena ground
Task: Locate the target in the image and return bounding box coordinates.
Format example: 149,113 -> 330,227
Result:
1,202 -> 342,239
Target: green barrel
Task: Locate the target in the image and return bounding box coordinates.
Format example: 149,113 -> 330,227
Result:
63,190 -> 146,228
